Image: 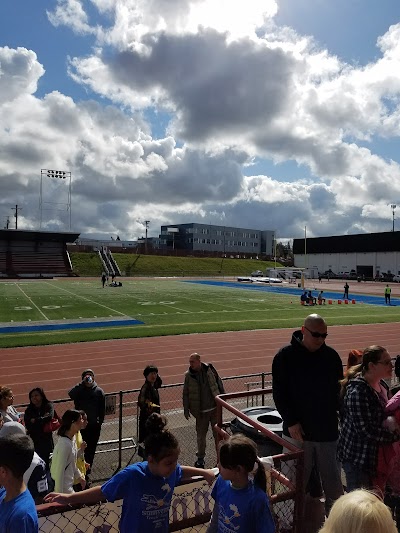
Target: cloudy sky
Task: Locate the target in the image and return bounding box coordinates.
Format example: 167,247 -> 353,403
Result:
1,0 -> 400,241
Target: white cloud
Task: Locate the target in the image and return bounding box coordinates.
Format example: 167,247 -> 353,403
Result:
0,47 -> 44,102
1,2 -> 400,240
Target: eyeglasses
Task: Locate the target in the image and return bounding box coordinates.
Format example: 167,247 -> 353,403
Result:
304,326 -> 328,339
376,360 -> 393,366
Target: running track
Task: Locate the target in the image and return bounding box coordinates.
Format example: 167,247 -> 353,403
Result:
3,322 -> 400,405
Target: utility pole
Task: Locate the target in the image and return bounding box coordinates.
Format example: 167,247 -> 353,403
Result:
391,204 -> 396,232
11,205 -> 22,229
144,220 -> 150,255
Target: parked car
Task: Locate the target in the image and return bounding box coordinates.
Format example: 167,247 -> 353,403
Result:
320,270 -> 338,279
251,270 -> 264,277
375,272 -> 394,282
393,275 -> 400,283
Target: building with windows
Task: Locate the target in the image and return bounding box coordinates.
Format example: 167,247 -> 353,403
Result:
159,223 -> 275,256
293,231 -> 400,278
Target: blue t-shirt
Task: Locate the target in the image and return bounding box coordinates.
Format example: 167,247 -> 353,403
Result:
210,476 -> 275,533
0,487 -> 38,533
101,461 -> 183,533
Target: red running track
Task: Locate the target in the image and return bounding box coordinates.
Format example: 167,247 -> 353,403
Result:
2,322 -> 400,405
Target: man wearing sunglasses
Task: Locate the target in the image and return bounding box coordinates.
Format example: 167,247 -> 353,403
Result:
272,313 -> 344,521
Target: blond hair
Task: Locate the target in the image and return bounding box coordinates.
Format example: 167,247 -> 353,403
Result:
319,490 -> 396,533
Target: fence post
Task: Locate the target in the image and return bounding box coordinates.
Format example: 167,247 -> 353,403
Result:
261,373 -> 265,405
118,390 -> 123,470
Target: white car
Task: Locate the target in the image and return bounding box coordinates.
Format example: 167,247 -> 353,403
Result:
393,275 -> 400,283
251,270 -> 264,277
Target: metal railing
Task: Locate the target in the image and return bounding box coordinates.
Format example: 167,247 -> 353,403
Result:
215,389 -> 305,533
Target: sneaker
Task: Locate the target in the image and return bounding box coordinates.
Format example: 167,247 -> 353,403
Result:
194,458 -> 205,468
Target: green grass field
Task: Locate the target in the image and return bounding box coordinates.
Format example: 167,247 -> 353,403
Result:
1,279 -> 400,348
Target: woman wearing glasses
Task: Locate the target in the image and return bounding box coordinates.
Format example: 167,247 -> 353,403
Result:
338,346 -> 400,491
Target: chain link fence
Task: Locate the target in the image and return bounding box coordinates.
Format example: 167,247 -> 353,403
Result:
16,372 -> 273,483
37,477 -> 214,532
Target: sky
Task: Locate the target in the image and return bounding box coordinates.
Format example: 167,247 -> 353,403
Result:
1,0 -> 400,242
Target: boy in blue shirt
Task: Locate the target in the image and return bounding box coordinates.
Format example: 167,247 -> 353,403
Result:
0,434 -> 38,532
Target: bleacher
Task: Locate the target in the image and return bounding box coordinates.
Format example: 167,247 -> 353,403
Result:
0,229 -> 80,278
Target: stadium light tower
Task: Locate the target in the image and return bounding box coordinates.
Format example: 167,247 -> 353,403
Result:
40,169 -> 72,230
391,204 -> 396,232
144,220 -> 150,254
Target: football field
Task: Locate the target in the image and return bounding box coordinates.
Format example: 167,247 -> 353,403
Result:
0,278 -> 399,348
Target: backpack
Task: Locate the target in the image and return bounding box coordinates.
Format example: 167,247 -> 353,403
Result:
209,363 -> 225,394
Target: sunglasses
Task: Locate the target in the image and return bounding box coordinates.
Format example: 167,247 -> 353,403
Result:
304,326 -> 328,339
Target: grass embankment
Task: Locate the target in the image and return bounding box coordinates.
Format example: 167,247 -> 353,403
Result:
70,252 -> 280,277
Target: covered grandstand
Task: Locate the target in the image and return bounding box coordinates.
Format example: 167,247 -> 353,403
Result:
0,229 -> 80,278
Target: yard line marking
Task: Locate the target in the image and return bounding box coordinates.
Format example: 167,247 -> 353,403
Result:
15,284 -> 49,320
43,282 -> 130,317
159,302 -> 191,313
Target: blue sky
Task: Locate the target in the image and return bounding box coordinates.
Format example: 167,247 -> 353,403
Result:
1,0 -> 400,240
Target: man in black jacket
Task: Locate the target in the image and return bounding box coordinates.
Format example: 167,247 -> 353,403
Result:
272,314 -> 343,515
68,369 -> 105,473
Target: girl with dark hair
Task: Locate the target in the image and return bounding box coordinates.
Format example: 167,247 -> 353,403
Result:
50,409 -> 86,493
207,434 -> 275,532
338,346 -> 400,491
137,365 -> 162,458
24,387 -> 55,466
45,413 -> 215,533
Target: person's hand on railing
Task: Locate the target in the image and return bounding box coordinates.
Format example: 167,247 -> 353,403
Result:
44,492 -> 71,505
202,468 -> 217,485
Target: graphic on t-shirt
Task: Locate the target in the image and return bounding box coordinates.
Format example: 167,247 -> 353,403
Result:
220,502 -> 241,530
141,482 -> 171,509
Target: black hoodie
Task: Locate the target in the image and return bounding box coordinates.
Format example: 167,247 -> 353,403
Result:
68,380 -> 105,425
272,330 -> 343,441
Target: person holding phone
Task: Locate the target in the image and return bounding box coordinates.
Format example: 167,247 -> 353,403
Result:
68,369 -> 105,476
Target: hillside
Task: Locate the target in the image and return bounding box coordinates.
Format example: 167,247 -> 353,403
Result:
70,252 -> 281,277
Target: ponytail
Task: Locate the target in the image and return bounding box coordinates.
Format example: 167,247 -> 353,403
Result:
144,413 -> 179,461
340,363 -> 363,399
253,456 -> 267,492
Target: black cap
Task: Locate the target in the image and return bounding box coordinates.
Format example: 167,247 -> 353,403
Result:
81,369 -> 95,380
